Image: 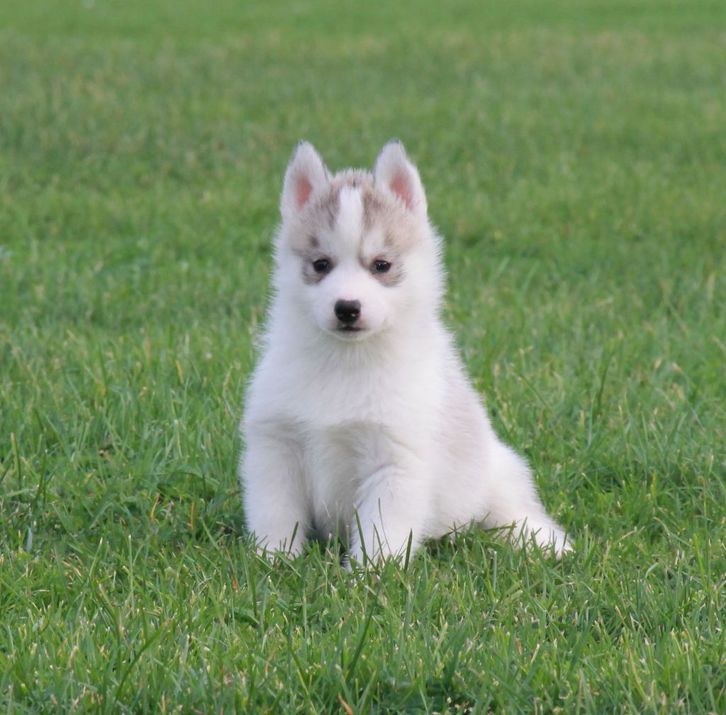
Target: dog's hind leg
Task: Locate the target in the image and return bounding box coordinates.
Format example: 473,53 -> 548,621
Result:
481,440 -> 570,557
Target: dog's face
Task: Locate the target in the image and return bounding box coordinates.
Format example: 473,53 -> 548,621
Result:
275,141 -> 438,341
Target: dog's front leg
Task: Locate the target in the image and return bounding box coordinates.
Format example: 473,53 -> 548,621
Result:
241,429 -> 308,557
348,450 -> 430,567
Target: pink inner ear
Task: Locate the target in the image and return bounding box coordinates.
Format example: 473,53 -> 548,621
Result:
295,175 -> 314,208
390,171 -> 413,208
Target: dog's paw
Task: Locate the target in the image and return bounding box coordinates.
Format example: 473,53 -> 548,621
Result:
531,526 -> 572,559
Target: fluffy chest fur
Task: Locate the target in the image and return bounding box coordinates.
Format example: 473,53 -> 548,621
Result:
245,319 -> 448,431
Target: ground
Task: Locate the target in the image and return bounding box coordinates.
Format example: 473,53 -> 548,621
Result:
0,0 -> 724,712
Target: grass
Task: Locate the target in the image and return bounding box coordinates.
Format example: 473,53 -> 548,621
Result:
1,0 -> 724,711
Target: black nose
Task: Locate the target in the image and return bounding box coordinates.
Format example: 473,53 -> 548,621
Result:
334,299 -> 361,325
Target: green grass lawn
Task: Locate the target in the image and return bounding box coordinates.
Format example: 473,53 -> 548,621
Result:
1,0 -> 724,711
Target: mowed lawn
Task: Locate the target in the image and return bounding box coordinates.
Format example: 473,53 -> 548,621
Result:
1,0 -> 724,711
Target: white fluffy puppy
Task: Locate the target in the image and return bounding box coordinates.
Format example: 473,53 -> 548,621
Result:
240,141 -> 569,564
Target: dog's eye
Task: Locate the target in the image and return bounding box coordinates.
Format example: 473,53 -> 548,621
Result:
372,260 -> 391,274
312,258 -> 331,274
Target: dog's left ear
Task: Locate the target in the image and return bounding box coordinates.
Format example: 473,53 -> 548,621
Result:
374,141 -> 427,217
281,141 -> 330,221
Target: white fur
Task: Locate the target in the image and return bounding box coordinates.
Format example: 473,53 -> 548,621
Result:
239,141 -> 570,565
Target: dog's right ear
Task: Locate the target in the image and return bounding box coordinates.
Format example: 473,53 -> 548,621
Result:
374,140 -> 427,218
281,142 -> 329,220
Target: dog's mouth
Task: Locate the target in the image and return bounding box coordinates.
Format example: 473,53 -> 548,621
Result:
332,324 -> 368,340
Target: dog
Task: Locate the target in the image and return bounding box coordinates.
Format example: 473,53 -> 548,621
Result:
239,140 -> 569,565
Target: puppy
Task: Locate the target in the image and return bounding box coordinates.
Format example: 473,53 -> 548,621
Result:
239,141 -> 569,565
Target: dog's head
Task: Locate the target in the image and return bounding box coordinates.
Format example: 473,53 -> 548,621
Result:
274,141 -> 441,341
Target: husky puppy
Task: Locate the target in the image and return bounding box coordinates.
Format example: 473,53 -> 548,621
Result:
240,141 -> 569,564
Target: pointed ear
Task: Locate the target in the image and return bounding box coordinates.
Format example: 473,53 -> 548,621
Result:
374,141 -> 427,216
281,141 -> 329,220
